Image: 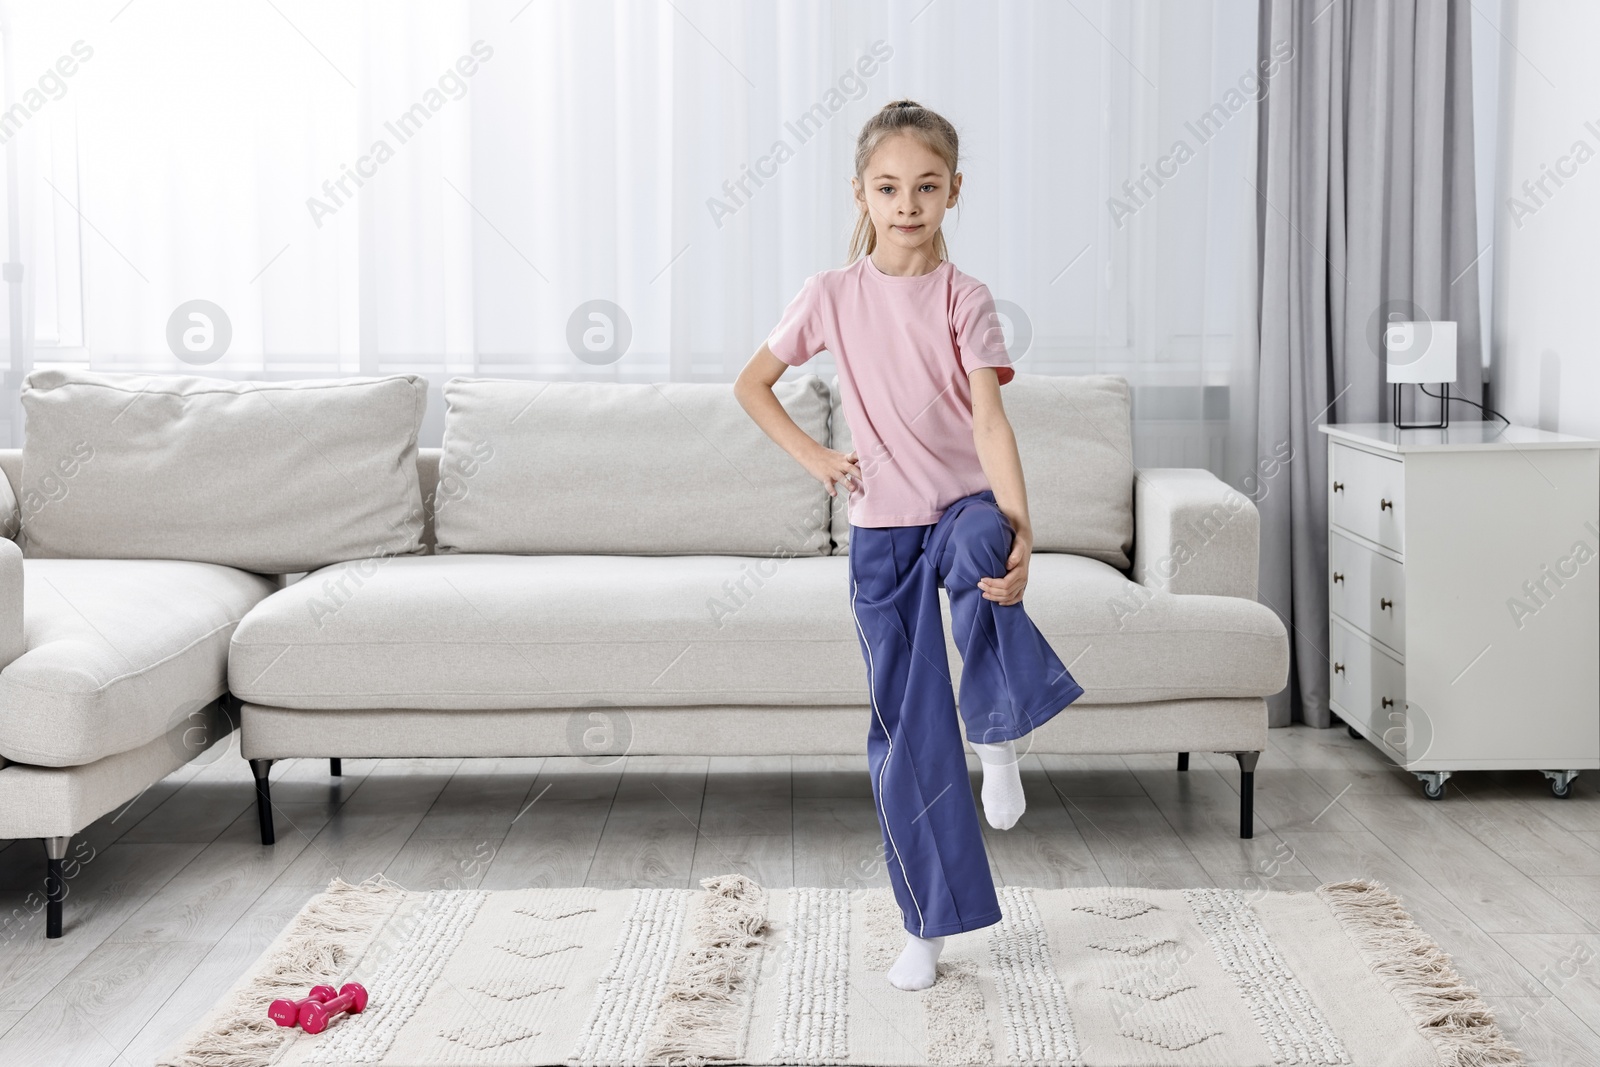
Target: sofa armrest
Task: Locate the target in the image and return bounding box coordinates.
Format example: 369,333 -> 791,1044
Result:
0,447 -> 18,542
1131,468 -> 1259,599
0,536 -> 22,672
0,449 -> 20,672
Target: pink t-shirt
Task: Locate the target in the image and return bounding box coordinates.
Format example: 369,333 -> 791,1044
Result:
765,254 -> 1015,528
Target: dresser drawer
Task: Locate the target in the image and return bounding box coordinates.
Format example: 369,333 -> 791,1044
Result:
1329,616 -> 1406,737
1328,530 -> 1406,655
1330,442 -> 1405,553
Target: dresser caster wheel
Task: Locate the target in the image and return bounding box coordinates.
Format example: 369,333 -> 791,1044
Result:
1347,724 -> 1362,740
1542,770 -> 1579,799
1415,771 -> 1451,801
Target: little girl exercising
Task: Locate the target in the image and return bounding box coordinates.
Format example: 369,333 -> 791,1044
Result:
734,98 -> 1084,991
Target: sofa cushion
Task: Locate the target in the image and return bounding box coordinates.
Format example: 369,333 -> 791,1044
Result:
1002,374 -> 1136,566
827,373 -> 1136,567
231,554 -> 863,710
19,370 -> 428,573
433,376 -> 831,557
956,554 -> 1287,704
228,553 -> 1285,712
0,560 -> 277,766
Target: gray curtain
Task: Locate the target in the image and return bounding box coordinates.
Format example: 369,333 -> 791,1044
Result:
1241,0 -> 1482,728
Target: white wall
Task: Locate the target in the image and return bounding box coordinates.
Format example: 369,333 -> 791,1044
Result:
1488,0 -> 1600,436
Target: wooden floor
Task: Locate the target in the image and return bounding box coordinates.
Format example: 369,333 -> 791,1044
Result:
0,724 -> 1597,1065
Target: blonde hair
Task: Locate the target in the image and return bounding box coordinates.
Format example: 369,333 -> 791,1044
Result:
848,98 -> 960,264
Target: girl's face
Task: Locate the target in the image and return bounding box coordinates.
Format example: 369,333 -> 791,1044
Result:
852,133 -> 960,261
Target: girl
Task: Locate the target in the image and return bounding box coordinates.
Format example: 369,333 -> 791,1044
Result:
733,99 -> 1084,991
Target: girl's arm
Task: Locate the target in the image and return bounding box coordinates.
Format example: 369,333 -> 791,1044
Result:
734,344 -> 861,497
969,367 -> 1032,605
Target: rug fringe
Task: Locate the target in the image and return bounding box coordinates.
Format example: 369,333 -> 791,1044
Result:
1318,880 -> 1526,1067
643,873 -> 770,1067
157,876 -> 408,1067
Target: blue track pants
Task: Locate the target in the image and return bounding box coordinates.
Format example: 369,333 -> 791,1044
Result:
848,489 -> 1085,938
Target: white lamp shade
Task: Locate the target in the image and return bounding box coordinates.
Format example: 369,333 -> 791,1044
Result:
1384,320 -> 1457,383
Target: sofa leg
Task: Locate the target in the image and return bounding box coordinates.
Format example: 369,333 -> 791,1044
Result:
1177,752 -> 1189,772
1234,751 -> 1260,839
44,836 -> 69,939
330,758 -> 342,777
251,759 -> 276,846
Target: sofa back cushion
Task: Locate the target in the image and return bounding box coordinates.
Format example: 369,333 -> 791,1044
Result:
1006,373 -> 1135,566
19,370 -> 428,573
434,376 -> 832,556
828,372 -> 1135,568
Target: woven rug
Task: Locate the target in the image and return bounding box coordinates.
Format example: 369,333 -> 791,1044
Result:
159,874 -> 1523,1067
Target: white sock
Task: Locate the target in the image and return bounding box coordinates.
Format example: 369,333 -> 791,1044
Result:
971,739 -> 1026,830
887,933 -> 945,990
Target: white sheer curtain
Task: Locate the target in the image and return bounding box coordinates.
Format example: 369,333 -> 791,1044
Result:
1,0 -> 1259,459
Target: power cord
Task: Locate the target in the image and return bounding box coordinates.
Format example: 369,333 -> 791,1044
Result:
1417,383 -> 1510,427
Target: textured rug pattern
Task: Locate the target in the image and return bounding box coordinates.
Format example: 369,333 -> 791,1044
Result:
158,875 -> 1524,1067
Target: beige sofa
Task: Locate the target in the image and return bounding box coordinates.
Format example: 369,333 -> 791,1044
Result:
0,368 -> 1287,938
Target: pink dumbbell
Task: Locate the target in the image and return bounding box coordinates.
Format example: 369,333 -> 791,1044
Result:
299,982 -> 369,1035
267,985 -> 336,1028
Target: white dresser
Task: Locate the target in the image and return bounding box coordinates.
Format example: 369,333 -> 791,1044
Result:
1318,422 -> 1600,799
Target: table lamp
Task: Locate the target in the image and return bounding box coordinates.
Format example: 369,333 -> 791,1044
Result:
1384,318 -> 1456,430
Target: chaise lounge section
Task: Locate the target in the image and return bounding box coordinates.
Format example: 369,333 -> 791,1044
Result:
0,464 -> 272,938
0,369 -> 430,937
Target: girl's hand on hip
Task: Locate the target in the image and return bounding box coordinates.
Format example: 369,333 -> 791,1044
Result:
979,526 -> 1032,606
803,446 -> 861,497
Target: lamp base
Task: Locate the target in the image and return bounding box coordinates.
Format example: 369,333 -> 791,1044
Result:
1391,381 -> 1449,430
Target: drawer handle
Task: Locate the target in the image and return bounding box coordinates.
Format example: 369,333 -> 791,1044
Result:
1333,481 -> 1344,493
1381,697 -> 1394,708
1380,498 -> 1393,511
1333,662 -> 1345,674
1332,571 -> 1344,584
1380,597 -> 1392,610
